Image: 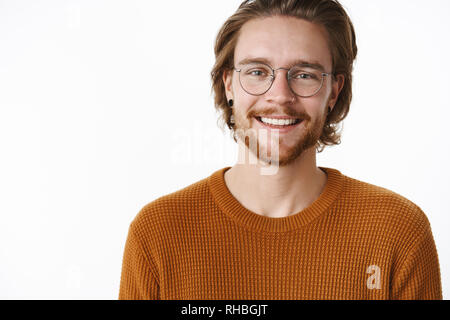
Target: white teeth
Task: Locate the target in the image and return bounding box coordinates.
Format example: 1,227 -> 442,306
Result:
260,117 -> 298,126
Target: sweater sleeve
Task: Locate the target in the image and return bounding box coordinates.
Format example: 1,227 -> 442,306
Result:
390,222 -> 442,300
118,223 -> 160,300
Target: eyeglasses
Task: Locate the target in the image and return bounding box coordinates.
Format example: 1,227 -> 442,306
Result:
234,62 -> 333,97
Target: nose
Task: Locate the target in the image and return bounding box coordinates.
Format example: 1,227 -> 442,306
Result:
265,68 -> 296,104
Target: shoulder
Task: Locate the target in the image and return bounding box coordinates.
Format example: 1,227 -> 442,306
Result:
128,173 -> 212,237
340,173 -> 432,235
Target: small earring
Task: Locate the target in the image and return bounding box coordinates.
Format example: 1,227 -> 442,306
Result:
228,99 -> 233,107
230,114 -> 235,124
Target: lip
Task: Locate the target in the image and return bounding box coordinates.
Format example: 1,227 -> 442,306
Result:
257,115 -> 299,120
254,116 -> 303,133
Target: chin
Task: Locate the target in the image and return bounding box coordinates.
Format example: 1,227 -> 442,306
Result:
256,142 -> 308,167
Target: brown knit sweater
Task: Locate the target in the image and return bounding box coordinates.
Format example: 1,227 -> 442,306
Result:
119,167 -> 442,300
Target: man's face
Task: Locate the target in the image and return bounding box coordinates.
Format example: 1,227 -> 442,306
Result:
223,16 -> 343,166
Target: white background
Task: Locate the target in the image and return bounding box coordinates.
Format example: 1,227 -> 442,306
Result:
0,0 -> 449,299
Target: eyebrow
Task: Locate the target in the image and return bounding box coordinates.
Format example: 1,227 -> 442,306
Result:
237,57 -> 327,72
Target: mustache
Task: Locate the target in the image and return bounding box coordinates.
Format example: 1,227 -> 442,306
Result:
247,106 -> 311,121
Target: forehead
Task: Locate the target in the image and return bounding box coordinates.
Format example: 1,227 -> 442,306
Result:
234,16 -> 332,71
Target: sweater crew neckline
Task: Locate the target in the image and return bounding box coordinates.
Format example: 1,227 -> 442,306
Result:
208,166 -> 344,233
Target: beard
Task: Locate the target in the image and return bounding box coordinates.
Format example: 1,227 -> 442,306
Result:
233,106 -> 327,167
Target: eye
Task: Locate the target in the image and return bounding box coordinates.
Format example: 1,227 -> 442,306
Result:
247,69 -> 267,77
294,72 -> 316,80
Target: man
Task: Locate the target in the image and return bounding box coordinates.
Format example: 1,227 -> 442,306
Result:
119,0 -> 442,300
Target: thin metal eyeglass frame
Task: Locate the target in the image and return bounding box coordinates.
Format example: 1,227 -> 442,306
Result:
233,62 -> 334,98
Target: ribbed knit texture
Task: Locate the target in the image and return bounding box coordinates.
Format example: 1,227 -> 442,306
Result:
119,167 -> 442,300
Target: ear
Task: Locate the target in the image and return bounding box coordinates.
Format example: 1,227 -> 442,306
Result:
222,69 -> 234,100
328,74 -> 345,109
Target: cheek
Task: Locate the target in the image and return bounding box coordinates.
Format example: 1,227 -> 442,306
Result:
234,99 -> 256,122
232,83 -> 258,114
301,96 -> 327,115
322,78 -> 335,101
231,75 -> 242,96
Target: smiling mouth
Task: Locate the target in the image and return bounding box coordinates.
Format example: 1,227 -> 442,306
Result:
255,116 -> 302,128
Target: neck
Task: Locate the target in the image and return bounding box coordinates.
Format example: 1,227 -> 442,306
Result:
224,147 -> 327,218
